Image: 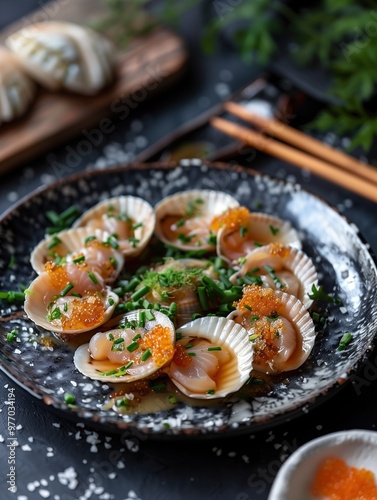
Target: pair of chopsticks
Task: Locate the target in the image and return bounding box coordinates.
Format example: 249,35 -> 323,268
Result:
211,101 -> 377,203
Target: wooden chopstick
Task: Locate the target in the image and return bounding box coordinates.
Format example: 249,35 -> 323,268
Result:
211,116 -> 377,203
224,101 -> 377,186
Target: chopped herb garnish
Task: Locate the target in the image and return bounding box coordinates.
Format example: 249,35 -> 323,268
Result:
111,338 -> 125,351
108,333 -> 115,341
308,284 -> 342,305
269,225 -> 280,236
131,285 -> 150,301
109,256 -> 116,267
45,206 -> 79,234
132,222 -> 143,230
47,236 -> 62,250
338,332 -> 353,351
138,311 -> 146,328
108,297 -> 115,306
244,304 -> 252,311
177,233 -> 194,244
60,282 -> 74,297
150,382 -> 167,392
207,232 -> 217,245
186,198 -> 204,216
6,329 -> 18,342
249,333 -> 260,342
141,348 -> 152,361
206,389 -> 215,394
116,397 -> 130,408
64,392 -> 76,405
176,332 -> 183,341
63,302 -> 68,312
145,310 -> 155,321
7,255 -> 15,269
88,272 -> 99,285
264,265 -> 285,289
188,352 -> 196,356
240,226 -> 248,238
105,235 -> 119,249
85,235 -> 97,244
0,291 -> 25,303
246,376 -> 264,385
238,257 -> 247,265
208,346 -> 222,351
47,307 -> 61,321
126,341 -> 139,352
128,237 -> 140,248
73,255 -> 85,264
132,333 -> 141,341
70,292 -> 82,298
176,218 -> 186,228
168,395 -> 178,404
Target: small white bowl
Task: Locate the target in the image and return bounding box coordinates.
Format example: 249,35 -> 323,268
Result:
268,429 -> 377,500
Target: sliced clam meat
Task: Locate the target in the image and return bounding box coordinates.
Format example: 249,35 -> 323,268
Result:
167,316 -> 253,399
73,195 -> 155,257
31,227 -> 124,283
231,243 -> 318,308
215,207 -> 302,264
230,286 -> 315,374
24,261 -> 118,334
73,310 -> 175,382
154,189 -> 239,251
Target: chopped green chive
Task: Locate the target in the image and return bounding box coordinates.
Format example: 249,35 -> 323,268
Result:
138,311 -> 146,328
6,329 -> 18,342
108,297 -> 115,306
168,395 -> 178,404
64,392 -> 76,405
338,332 -> 353,351
71,292 -> 82,298
48,307 -> 61,321
176,218 -> 186,227
109,257 -> 116,267
88,272 -> 99,285
240,226 -> 248,238
132,333 -> 141,341
249,333 -> 260,341
47,236 -> 62,250
177,233 -> 194,244
269,225 -> 280,236
207,233 -> 217,245
127,341 -> 139,352
150,382 -> 167,392
60,282 -> 74,297
131,286 -> 150,301
73,255 -> 85,264
7,255 -> 15,269
108,333 -> 115,341
105,236 -> 119,249
128,237 -> 140,248
85,235 -> 97,244
141,349 -> 152,361
206,389 -> 215,394
208,346 -> 222,351
198,286 -> 209,311
145,310 -> 155,321
188,352 -> 196,357
63,302 -> 68,312
132,222 -> 143,230
308,284 -> 342,305
0,291 -> 25,303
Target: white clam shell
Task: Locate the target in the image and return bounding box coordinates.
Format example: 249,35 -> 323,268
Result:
217,211 -> 302,264
73,310 -> 175,383
30,227 -> 124,283
154,189 -> 239,251
73,195 -> 155,257
6,21 -> 114,95
24,268 -> 118,335
168,316 -> 253,399
229,288 -> 316,374
231,244 -> 318,308
0,47 -> 35,125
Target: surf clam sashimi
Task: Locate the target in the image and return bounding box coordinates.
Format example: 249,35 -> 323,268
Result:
24,262 -> 118,334
154,189 -> 239,251
30,227 -> 124,283
229,286 -> 315,374
6,21 -> 115,95
73,310 -> 175,383
167,316 -> 253,399
231,243 -> 318,309
73,195 -> 155,256
215,207 -> 302,264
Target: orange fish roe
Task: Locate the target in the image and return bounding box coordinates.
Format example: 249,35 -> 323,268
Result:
172,343 -> 193,367
268,242 -> 290,258
59,295 -> 106,330
235,285 -> 282,317
311,456 -> 377,500
251,316 -> 284,363
210,206 -> 250,231
140,325 -> 174,367
45,261 -> 70,289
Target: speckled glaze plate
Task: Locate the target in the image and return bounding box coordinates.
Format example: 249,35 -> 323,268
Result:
1,161 -> 377,439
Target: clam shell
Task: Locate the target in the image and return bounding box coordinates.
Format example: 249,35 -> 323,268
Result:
0,47 -> 35,125
231,244 -> 318,308
73,195 -> 155,257
168,316 -> 253,399
73,310 -> 175,383
24,268 -> 118,335
217,211 -> 302,264
6,21 -> 114,95
154,189 -> 239,251
229,287 -> 316,374
30,227 -> 124,283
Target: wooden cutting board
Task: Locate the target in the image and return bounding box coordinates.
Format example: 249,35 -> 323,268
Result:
0,0 -> 187,174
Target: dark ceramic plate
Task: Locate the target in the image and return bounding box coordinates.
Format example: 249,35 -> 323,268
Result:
1,161 -> 377,439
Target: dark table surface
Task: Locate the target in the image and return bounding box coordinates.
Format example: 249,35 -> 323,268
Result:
1,2 -> 377,500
